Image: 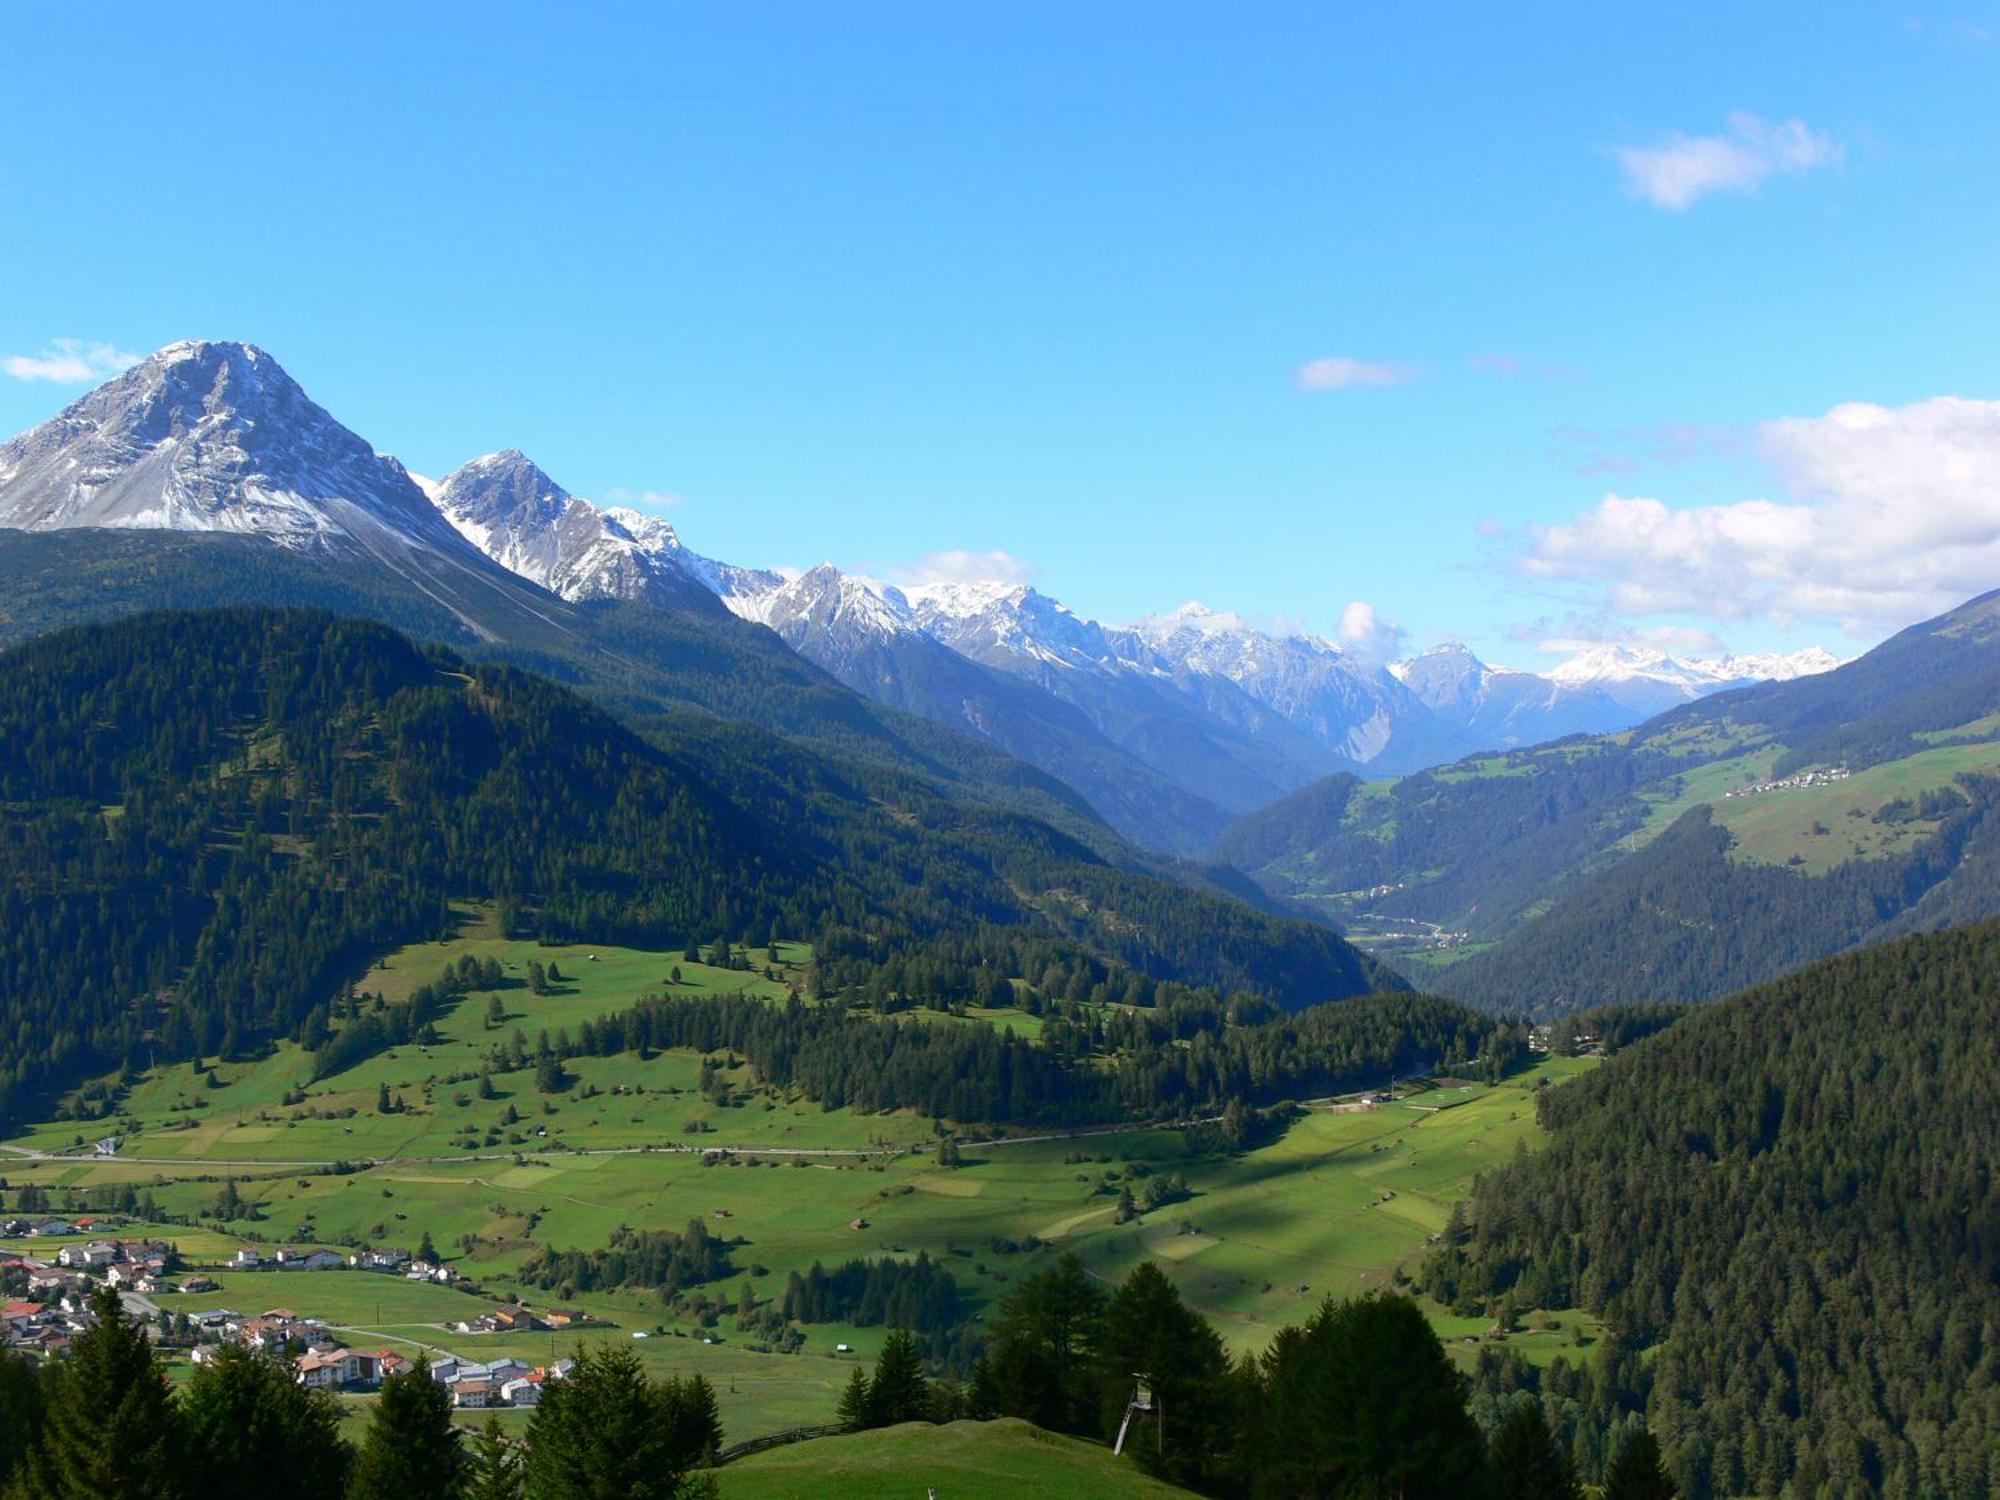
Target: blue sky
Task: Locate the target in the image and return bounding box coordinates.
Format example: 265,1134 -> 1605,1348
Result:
5,2 -> 1998,666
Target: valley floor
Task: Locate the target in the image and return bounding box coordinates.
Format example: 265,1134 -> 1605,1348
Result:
1,921 -> 1598,1442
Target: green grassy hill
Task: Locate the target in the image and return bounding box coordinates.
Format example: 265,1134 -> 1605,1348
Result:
1,910 -> 1591,1437
716,1418 -> 1199,1498
1215,586 -> 2000,1013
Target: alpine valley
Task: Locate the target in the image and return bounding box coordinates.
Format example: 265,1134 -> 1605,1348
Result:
1,341 -> 1995,1500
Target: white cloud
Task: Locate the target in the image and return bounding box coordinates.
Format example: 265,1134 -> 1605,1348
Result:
1517,395 -> 2000,634
1335,600 -> 1408,664
2,338 -> 143,383
883,548 -> 1036,588
1614,112 -> 1840,210
1294,357 -> 1413,391
604,486 -> 684,510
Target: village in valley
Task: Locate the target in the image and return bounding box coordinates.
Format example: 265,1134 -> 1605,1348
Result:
1,1217 -> 595,1410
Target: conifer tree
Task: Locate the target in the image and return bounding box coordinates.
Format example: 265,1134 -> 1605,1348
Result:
1602,1428 -> 1676,1500
521,1345 -> 702,1499
1489,1399 -> 1578,1500
1092,1262 -> 1231,1488
660,1372 -> 723,1467
12,1285 -> 182,1500
347,1355 -> 464,1500
179,1343 -> 349,1500
836,1366 -> 872,1432
865,1330 -> 931,1427
1250,1294 -> 1487,1500
0,1349 -> 45,1492
466,1418 -> 522,1500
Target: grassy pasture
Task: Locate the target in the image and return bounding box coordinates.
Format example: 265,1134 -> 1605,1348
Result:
1715,739 -> 2000,872
716,1418 -> 1200,1499
2,915 -> 1599,1440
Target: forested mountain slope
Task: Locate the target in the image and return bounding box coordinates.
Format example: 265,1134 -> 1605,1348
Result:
1425,924 -> 2000,1497
0,608 -> 1394,1121
1215,587 -> 2000,1012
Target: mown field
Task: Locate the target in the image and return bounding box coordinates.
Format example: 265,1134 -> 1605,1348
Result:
716,1418 -> 1201,1499
2,922 -> 1598,1444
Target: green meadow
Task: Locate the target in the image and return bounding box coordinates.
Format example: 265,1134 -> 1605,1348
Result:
1714,738 -> 2000,872
716,1418 -> 1201,1499
2,920 -> 1599,1442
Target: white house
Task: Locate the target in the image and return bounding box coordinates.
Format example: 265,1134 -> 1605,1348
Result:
276,1248 -> 344,1272
499,1377 -> 541,1407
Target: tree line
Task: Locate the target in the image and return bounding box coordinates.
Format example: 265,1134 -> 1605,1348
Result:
529,987 -> 1521,1128
836,1254 -> 1683,1499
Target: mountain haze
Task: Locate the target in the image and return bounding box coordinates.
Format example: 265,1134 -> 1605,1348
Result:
1220,586 -> 2000,1013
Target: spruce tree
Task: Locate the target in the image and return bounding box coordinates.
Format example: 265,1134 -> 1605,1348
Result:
0,1349 -> 45,1492
13,1285 -> 182,1500
521,1345 -> 702,1499
466,1418 -> 522,1500
1251,1294 -> 1488,1500
660,1373 -> 723,1467
865,1330 -> 930,1427
347,1356 -> 464,1500
179,1343 -> 350,1500
836,1366 -> 872,1432
1092,1262 -> 1231,1488
1490,1399 -> 1578,1500
1603,1428 -> 1676,1500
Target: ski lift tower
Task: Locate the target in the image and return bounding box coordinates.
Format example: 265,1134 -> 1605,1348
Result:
1113,1373 -> 1158,1458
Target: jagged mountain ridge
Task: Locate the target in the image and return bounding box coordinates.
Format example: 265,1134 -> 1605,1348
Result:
432,448 -> 777,615
0,340 -> 1838,858
1390,641 -> 1840,745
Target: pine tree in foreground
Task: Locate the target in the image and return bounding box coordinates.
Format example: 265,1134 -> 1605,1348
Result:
836,1365 -> 872,1431
347,1355 -> 465,1500
179,1342 -> 349,1500
11,1285 -> 181,1500
521,1344 -> 709,1499
467,1417 -> 523,1500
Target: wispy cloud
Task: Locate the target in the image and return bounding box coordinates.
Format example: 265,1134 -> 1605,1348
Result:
1614,112 -> 1841,210
604,486 -> 684,511
1515,395 -> 2000,636
884,548 -> 1036,588
1293,357 -> 1414,391
2,338 -> 143,384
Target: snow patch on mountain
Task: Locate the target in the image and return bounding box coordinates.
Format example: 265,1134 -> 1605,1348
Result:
432,449 -> 778,609
0,340 -> 462,552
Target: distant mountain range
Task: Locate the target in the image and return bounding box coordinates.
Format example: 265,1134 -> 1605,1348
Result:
1217,586 -> 2000,1014
0,340 -> 1836,856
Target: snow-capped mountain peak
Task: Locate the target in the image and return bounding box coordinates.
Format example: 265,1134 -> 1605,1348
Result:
0,339 -> 463,550
431,450 -> 774,611
1546,642 -> 1841,694
737,563 -> 916,637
